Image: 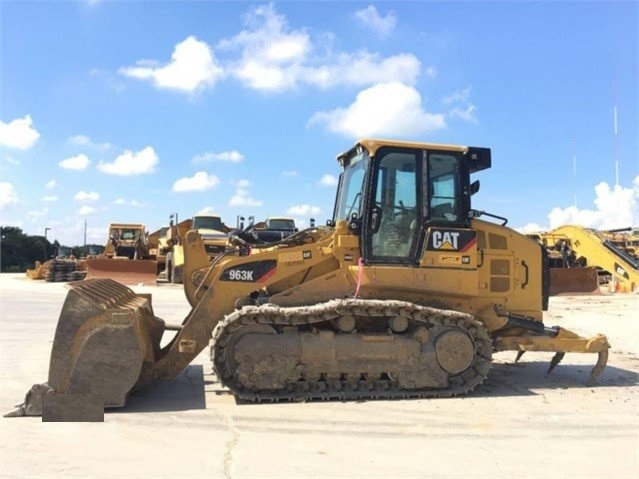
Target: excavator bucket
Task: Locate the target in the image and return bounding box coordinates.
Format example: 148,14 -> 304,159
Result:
6,279 -> 165,418
549,267 -> 600,295
85,257 -> 158,285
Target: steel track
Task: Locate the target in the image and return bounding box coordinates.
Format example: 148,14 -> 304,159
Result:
211,299 -> 493,402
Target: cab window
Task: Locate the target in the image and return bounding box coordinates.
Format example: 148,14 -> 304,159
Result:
428,154 -> 459,222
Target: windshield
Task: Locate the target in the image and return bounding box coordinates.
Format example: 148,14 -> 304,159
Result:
267,219 -> 295,230
333,150 -> 368,223
193,216 -> 223,230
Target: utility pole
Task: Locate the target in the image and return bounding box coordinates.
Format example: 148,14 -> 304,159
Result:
44,227 -> 51,261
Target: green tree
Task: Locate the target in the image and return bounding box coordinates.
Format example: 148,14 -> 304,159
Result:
0,226 -> 53,272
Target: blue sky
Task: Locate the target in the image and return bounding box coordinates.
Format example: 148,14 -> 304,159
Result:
1,1 -> 637,246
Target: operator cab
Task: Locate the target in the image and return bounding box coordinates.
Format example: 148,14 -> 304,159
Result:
332,139 -> 491,265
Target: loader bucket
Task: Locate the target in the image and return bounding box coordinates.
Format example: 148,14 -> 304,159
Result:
6,279 -> 166,417
85,257 -> 158,285
549,267 -> 600,295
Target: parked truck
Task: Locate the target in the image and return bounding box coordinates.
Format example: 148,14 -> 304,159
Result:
251,217 -> 298,242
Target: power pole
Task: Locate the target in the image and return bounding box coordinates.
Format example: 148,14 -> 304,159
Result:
44,227 -> 51,261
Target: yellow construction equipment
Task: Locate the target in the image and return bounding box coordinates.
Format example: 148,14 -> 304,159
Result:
601,228 -> 639,261
85,223 -> 157,285
7,139 -> 610,418
540,225 -> 639,293
149,216 -> 193,283
26,246 -> 87,282
165,214 -> 230,284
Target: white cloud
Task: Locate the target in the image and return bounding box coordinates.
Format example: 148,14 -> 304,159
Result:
119,36 -> 223,93
27,207 -> 48,222
318,174 -> 338,187
442,87 -> 477,123
354,5 -> 397,38
442,87 -> 472,105
0,115 -> 40,150
42,196 -> 58,202
113,198 -> 143,207
68,135 -> 90,145
192,150 -> 244,163
312,52 -> 420,89
229,187 -> 262,207
282,170 -> 298,177
97,146 -> 158,175
287,204 -> 321,216
68,134 -> 112,150
519,223 -> 546,234
4,156 -> 19,165
309,82 -> 446,138
548,178 -> 639,230
59,154 -> 90,170
45,180 -> 57,189
0,182 -> 18,208
172,171 -> 220,192
219,4 -> 419,91
425,66 -> 438,79
74,191 -> 100,202
196,206 -> 217,215
78,205 -> 97,216
218,4 -> 310,91
449,104 -> 478,123
234,179 -> 251,188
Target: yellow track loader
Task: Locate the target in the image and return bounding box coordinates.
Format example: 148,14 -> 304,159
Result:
7,139 -> 609,417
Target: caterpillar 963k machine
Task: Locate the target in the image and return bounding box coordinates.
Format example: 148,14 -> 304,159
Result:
7,139 -> 609,417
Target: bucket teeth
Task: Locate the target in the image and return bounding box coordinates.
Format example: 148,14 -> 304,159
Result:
515,351 -> 525,363
587,350 -> 609,386
546,352 -> 565,376
3,383 -> 52,418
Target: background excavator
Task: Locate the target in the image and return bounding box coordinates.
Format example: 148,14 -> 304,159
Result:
7,138 -> 609,418
539,225 -> 639,293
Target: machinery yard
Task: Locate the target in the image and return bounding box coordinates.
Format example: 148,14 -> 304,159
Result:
0,273 -> 637,479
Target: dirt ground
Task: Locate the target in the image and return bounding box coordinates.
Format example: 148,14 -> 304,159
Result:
0,273 -> 637,479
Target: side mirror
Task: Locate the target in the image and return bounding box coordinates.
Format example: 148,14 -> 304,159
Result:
469,180 -> 480,196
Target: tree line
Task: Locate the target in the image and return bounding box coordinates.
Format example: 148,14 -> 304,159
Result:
0,226 -> 103,273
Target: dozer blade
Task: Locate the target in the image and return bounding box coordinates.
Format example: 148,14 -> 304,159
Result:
549,267 -> 600,295
5,279 -> 166,418
85,257 -> 157,285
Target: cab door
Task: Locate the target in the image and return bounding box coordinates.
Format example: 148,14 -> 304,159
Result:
364,148 -> 423,265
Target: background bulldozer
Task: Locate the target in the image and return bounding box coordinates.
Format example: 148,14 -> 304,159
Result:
7,139 -> 609,418
85,223 -> 157,285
